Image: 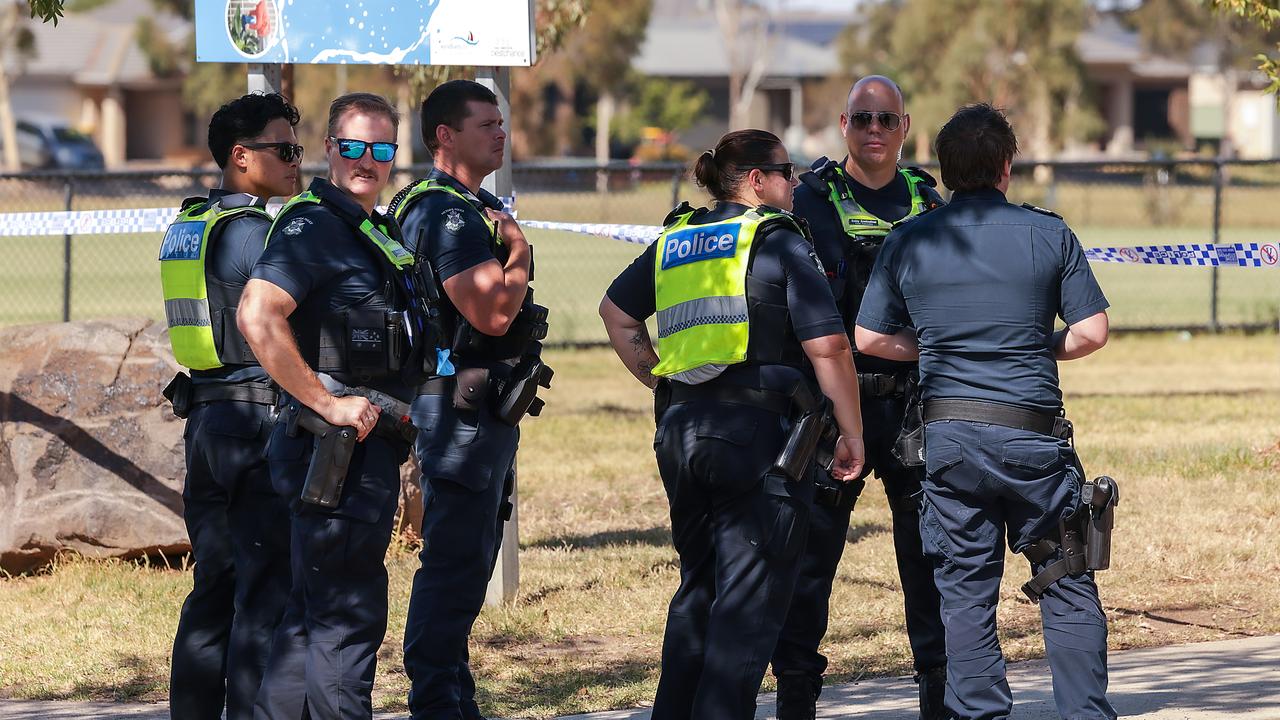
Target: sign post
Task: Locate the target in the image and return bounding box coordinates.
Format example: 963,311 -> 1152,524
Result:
476,65 -> 518,606
195,0 -> 537,606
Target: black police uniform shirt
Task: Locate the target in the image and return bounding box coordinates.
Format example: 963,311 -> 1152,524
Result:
792,160 -> 917,376
856,188 -> 1109,414
194,189 -> 271,386
397,168 -> 506,368
606,201 -> 845,394
249,177 -> 413,400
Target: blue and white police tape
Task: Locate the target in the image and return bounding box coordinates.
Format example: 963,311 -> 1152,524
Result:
3,207 -> 1278,269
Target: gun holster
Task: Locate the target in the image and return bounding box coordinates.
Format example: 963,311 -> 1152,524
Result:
163,372 -> 194,419
490,352 -> 554,426
773,400 -> 831,482
892,380 -> 925,468
282,400 -> 358,509
813,475 -> 865,510
1020,473 -> 1121,601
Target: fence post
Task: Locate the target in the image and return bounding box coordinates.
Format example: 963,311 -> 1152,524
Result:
62,179 -> 74,323
1210,159 -> 1223,333
670,165 -> 683,209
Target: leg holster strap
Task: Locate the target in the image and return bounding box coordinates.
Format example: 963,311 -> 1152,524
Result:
1020,515 -> 1087,602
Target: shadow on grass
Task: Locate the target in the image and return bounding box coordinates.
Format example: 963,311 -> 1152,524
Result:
27,653 -> 164,702
846,522 -> 890,545
477,655 -> 655,719
525,526 -> 672,551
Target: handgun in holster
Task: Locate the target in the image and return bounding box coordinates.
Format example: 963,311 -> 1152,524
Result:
773,400 -> 831,482
340,386 -> 418,446
282,401 -> 357,509
491,345 -> 555,426
1082,475 -> 1119,571
807,415 -> 865,508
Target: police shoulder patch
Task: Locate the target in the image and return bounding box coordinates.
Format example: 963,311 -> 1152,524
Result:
1020,202 -> 1063,219
443,207 -> 466,233
282,217 -> 313,236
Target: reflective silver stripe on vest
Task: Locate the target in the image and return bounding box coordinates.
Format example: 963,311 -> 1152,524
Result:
656,295 -> 749,339
165,298 -> 212,328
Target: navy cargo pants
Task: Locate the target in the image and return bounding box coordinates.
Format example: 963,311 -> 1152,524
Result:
920,420 -> 1115,720
650,399 -> 815,720
403,392 -> 519,720
772,394 -> 947,686
253,420 -> 408,720
171,398 -> 290,720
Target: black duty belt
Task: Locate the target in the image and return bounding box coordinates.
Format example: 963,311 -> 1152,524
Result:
668,382 -> 808,419
190,383 -> 279,407
923,398 -> 1069,438
858,372 -> 910,398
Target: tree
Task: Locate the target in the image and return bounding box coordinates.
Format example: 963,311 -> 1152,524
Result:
714,0 -> 774,130
1209,0 -> 1280,102
563,0 -> 651,163
839,0 -> 1100,161
1,1 -> 36,170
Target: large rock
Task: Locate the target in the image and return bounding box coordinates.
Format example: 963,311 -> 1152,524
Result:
0,318 -> 187,574
0,318 -> 427,575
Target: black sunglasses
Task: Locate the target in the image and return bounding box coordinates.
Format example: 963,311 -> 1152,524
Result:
849,111 -> 904,132
330,137 -> 398,163
240,141 -> 304,163
742,162 -> 795,182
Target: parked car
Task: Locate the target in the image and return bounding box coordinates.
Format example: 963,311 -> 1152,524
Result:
0,118 -> 105,170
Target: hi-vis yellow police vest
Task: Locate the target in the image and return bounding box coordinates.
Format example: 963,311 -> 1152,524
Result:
391,179 -> 500,246
651,207 -> 795,384
826,167 -> 930,238
159,199 -> 270,370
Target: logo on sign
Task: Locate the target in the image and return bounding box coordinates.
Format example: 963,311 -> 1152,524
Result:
159,221 -> 206,261
1120,247 -> 1140,263
1214,245 -> 1238,265
1262,244 -> 1279,266
661,223 -> 741,270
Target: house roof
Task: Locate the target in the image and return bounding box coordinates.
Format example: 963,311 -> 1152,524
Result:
5,0 -> 188,88
634,19 -> 840,79
1075,14 -> 1193,80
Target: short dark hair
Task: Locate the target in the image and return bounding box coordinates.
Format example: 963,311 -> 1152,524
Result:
692,129 -> 786,202
327,92 -> 400,138
420,80 -> 498,154
207,92 -> 300,169
934,103 -> 1019,192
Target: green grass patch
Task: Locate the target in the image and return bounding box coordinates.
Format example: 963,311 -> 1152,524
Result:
1,333 -> 1278,716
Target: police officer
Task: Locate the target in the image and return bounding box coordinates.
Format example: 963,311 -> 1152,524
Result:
600,129 -> 867,720
160,92 -> 300,720
855,103 -> 1115,719
238,92 -> 426,719
773,75 -> 949,719
393,80 -> 549,720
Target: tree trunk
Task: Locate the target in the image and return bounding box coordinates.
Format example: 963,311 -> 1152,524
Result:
0,2 -> 21,172
595,91 -> 614,193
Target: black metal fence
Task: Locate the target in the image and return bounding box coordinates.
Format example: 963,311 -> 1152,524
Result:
0,159 -> 1276,344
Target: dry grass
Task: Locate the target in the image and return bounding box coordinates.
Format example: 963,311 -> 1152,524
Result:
1,333 -> 1278,717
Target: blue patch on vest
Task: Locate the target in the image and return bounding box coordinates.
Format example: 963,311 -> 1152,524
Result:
158,221 -> 206,261
660,223 -> 741,270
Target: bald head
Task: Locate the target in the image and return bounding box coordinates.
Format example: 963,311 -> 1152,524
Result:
846,75 -> 904,115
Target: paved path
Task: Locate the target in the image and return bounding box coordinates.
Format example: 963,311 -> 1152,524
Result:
3,635 -> 1278,719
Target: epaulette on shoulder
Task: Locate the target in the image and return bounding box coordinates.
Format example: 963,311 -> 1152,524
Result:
902,165 -> 938,187
798,156 -> 838,195
663,201 -> 696,226
1020,202 -> 1063,220
179,195 -> 208,211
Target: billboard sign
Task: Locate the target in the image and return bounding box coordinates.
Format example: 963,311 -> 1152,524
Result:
195,0 -> 536,66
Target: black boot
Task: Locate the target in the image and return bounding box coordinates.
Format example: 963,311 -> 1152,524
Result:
776,672 -> 819,720
917,664 -> 948,720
